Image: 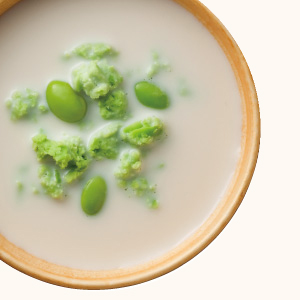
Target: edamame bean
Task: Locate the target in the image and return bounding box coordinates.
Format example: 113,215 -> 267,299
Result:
46,80 -> 87,123
81,176 -> 107,216
135,81 -> 169,109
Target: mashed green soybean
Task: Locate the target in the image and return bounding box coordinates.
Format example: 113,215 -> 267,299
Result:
146,198 -> 159,209
121,116 -> 164,147
88,122 -> 122,160
99,90 -> 128,120
65,43 -> 116,60
114,149 -> 142,180
72,60 -> 123,99
32,133 -> 90,183
147,51 -> 170,79
38,104 -> 48,113
16,180 -> 24,193
38,165 -> 63,199
129,177 -> 155,197
130,178 -> 158,208
118,177 -> 158,209
64,166 -> 86,184
6,89 -> 39,120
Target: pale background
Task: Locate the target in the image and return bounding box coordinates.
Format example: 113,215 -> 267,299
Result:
1,0 -> 299,299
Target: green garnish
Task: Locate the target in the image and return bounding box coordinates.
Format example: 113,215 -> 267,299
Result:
121,116 -> 165,147
6,89 -> 39,120
88,122 -> 122,160
72,60 -> 123,99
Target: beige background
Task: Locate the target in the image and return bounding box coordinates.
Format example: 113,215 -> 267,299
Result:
0,0 -> 298,298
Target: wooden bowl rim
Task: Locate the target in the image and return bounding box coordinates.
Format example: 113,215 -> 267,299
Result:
0,0 -> 260,289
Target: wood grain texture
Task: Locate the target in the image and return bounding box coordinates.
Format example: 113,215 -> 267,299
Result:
0,0 -> 260,289
0,0 -> 20,15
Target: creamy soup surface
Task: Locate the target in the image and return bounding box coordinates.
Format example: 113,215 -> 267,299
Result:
0,0 -> 242,270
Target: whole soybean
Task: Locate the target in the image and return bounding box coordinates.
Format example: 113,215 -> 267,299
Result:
46,80 -> 87,123
81,176 -> 107,216
135,81 -> 169,109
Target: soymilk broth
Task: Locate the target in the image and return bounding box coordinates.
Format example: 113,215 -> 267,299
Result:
0,0 -> 242,270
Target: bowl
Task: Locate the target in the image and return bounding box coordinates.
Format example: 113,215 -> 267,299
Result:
0,0 -> 260,289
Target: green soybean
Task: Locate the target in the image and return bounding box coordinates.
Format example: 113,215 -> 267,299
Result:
46,80 -> 87,123
81,176 -> 107,216
135,81 -> 169,109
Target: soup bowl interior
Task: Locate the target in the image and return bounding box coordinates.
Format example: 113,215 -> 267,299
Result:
0,0 -> 260,289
